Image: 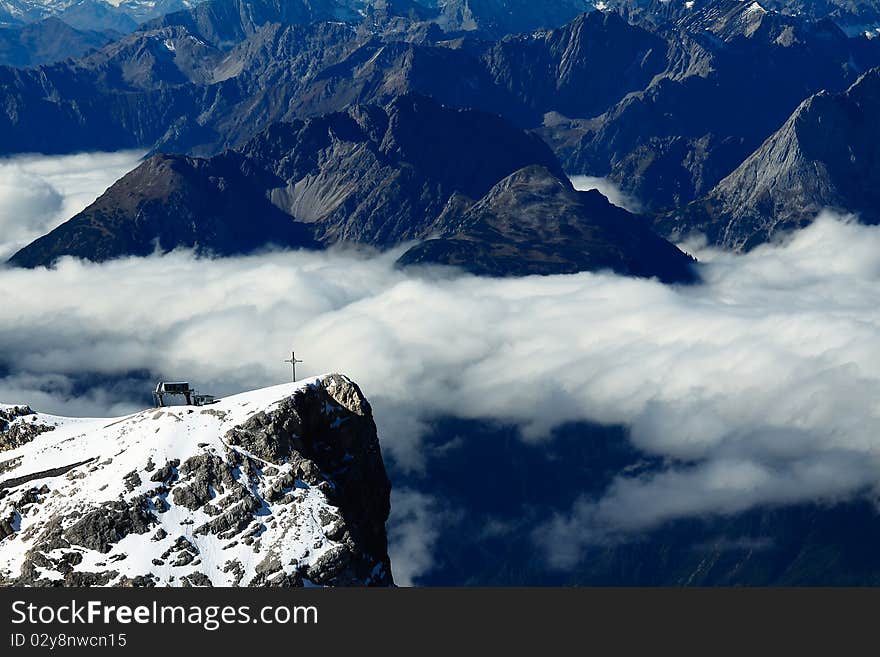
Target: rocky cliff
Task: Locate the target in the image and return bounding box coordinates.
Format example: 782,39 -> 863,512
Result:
0,374 -> 394,587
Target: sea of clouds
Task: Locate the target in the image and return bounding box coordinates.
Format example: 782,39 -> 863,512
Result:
0,151 -> 145,260
3,154 -> 880,582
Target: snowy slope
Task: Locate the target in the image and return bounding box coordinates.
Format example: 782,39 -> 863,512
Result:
0,374 -> 393,587
0,0 -> 201,32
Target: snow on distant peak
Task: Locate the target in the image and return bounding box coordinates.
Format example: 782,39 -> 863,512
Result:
745,2 -> 766,16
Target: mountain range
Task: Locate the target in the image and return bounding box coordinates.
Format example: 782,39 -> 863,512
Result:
2,0 -> 878,266
0,0 -> 199,33
8,95 -> 697,282
1,0 -> 877,217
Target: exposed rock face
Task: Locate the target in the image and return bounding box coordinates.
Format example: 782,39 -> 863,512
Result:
146,0 -> 597,44
658,67 -> 880,250
0,406 -> 55,453
145,0 -> 362,46
0,375 -> 393,587
237,95 -> 566,247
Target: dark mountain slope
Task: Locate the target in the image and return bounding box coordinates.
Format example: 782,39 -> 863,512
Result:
398,165 -> 696,282
8,152 -> 317,267
658,67 -> 880,250
0,60 -> 200,153
480,10 -> 668,124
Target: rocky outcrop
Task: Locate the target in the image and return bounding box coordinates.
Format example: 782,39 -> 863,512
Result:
0,406 -> 55,453
0,375 -> 393,587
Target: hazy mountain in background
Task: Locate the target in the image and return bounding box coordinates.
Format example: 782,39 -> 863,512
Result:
0,16 -> 116,65
0,0 -> 200,33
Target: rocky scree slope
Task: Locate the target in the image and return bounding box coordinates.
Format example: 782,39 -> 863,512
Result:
0,374 -> 393,587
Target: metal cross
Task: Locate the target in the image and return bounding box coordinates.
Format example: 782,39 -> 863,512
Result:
284,351 -> 304,382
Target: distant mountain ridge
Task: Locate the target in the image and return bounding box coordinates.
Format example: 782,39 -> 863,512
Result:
8,95 -> 697,283
1,2 -> 877,217
0,16 -> 117,66
540,0 -> 880,211
0,0 -> 202,33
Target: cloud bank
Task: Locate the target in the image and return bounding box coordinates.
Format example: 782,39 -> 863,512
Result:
2,154 -> 880,578
569,175 -> 643,213
0,152 -> 144,260
388,489 -> 451,586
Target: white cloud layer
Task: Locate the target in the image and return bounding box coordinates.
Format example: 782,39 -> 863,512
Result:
569,175 -> 643,213
0,152 -> 144,260
387,489 -> 450,586
2,154 -> 880,578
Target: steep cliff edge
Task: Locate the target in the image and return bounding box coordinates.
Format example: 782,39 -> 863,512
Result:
0,374 -> 393,587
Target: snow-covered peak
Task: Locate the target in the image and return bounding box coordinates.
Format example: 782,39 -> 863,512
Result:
0,374 -> 393,587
